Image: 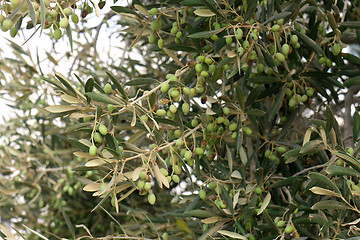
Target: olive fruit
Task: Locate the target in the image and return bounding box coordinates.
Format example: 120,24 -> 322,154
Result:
89,145 -> 97,156
59,18 -> 69,28
149,8 -> 158,15
199,189 -> 206,200
99,124 -> 108,135
2,19 -> 13,31
172,174 -> 180,183
156,109 -> 166,117
285,225 -> 294,234
148,193 -> 156,205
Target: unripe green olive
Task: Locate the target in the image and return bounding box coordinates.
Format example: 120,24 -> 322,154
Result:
99,124 -> 108,135
176,31 -> 182,39
208,181 -> 217,189
195,147 -> 204,155
184,150 -> 192,160
139,171 -> 147,180
160,82 -> 170,93
71,14 -> 79,24
208,64 -> 215,73
172,174 -> 180,183
282,44 -> 290,55
107,104 -> 114,113
148,33 -> 156,43
301,94 -> 308,102
157,109 -> 166,116
257,63 -> 264,73
285,225 -> 294,234
229,123 -> 237,131
243,126 -> 252,135
277,146 -> 287,154
191,119 -> 199,127
137,180 -> 145,189
157,38 -> 164,49
235,28 -> 243,39
318,56 -> 326,65
176,139 -> 184,146
226,36 -> 233,45
291,35 -> 298,45
10,27 -> 17,37
306,87 -> 314,97
169,104 -> 177,113
149,8 -> 158,15
265,149 -> 271,158
160,168 -> 168,176
237,46 -> 245,56
223,107 -> 230,115
89,145 -> 97,156
60,17 -> 69,28
174,165 -> 181,175
148,193 -> 156,205
325,59 -> 332,67
2,19 -> 13,31
348,147 -> 354,155
94,132 -> 103,143
63,8 -> 72,16
243,40 -> 250,49
144,182 -> 151,191
195,63 -> 203,72
255,187 -> 262,194
199,189 -> 206,200
182,102 -> 190,114
275,52 -> 285,62
211,34 -> 219,41
104,83 -> 112,94
183,87 -> 191,95
170,26 -> 178,35
289,97 -> 296,107
271,24 -> 280,32
162,232 -> 169,240
170,89 -> 180,98
332,43 -> 341,56
276,220 -> 286,228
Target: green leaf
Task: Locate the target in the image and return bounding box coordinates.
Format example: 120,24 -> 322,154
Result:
54,72 -> 77,97
339,21 -> 360,29
311,200 -> 350,210
344,76 -> 360,87
185,209 -> 215,218
200,0 -> 225,18
166,45 -> 198,52
326,10 -> 338,32
354,112 -> 360,143
235,84 -> 245,110
68,139 -> 89,152
188,28 -> 225,38
85,92 -> 120,105
325,106 -> 335,134
308,172 -> 340,193
106,71 -> 128,101
39,0 -> 46,33
245,86 -> 263,107
300,140 -> 324,154
26,0 -> 36,28
244,0 -> 257,21
110,6 -> 137,14
292,30 -> 323,56
262,11 -> 292,24
221,185 -> 234,216
124,78 -> 159,86
85,78 -> 94,93
327,165 -> 360,177
65,24 -> 73,52
248,76 -> 280,84
246,109 -> 266,116
344,53 -> 360,65
334,151 -> 360,173
268,88 -> 285,122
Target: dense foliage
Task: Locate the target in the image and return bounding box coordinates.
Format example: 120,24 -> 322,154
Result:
2,0 -> 360,239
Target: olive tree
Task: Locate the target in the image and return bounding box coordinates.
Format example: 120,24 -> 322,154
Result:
2,0 -> 360,239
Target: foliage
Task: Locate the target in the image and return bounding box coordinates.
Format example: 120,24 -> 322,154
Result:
2,0 -> 360,239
